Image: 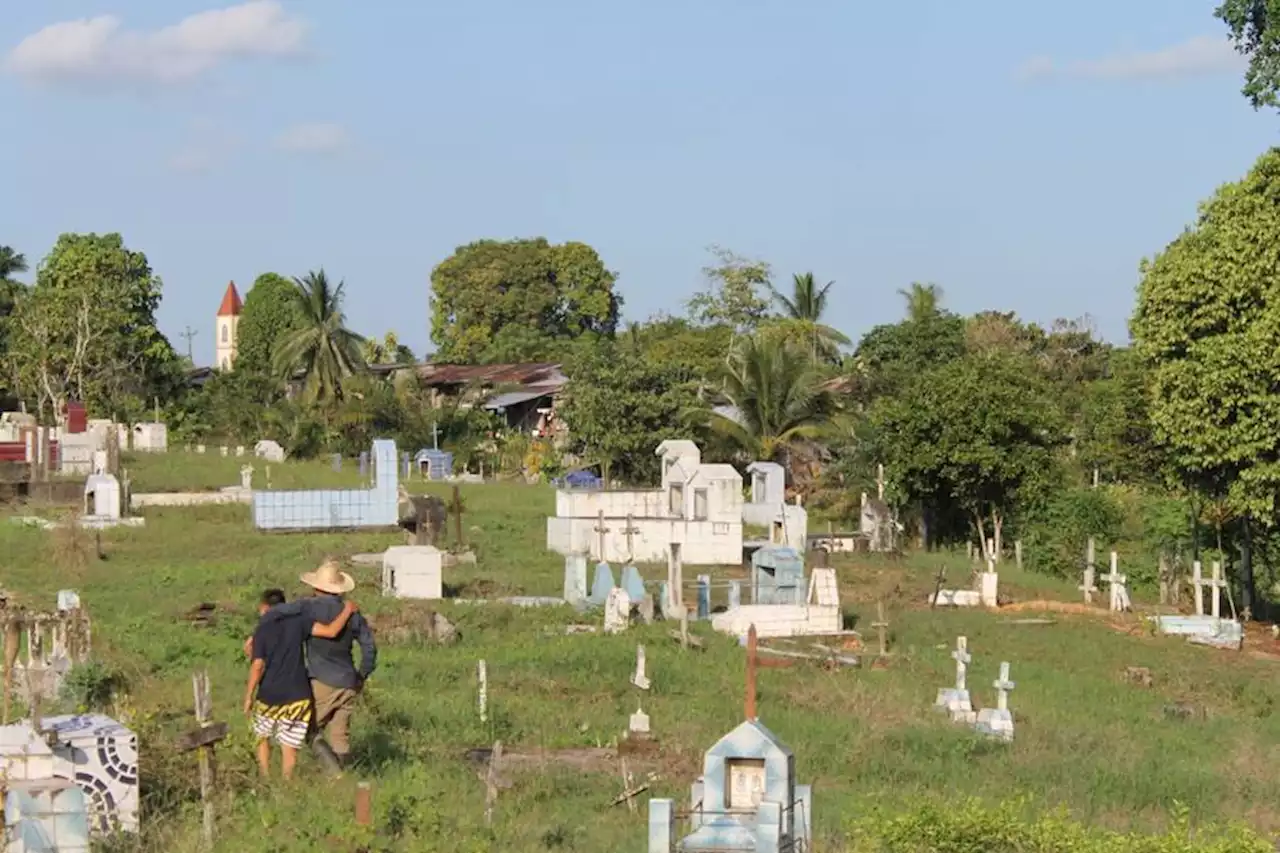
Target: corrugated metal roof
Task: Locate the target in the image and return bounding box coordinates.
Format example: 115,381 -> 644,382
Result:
483,385 -> 560,410
415,362 -> 565,386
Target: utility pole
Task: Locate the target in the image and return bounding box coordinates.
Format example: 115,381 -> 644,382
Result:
180,326 -> 198,363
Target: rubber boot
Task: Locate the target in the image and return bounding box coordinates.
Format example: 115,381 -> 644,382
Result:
311,737 -> 344,777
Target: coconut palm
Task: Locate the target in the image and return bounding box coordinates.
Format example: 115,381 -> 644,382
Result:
272,269 -> 365,403
0,246 -> 27,315
770,272 -> 851,363
897,281 -> 943,323
703,333 -> 835,463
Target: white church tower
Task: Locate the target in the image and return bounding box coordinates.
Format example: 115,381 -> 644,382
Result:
215,280 -> 242,370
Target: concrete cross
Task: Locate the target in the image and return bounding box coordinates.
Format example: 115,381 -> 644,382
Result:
871,601 -> 890,656
1103,552 -> 1128,612
951,636 -> 971,691
1081,538 -> 1097,604
992,661 -> 1015,712
1192,560 -> 1206,616
1209,561 -> 1227,620
593,510 -> 611,562
621,513 -> 640,562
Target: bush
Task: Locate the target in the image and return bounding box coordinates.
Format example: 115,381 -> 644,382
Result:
1022,486 -> 1124,578
845,799 -> 1272,853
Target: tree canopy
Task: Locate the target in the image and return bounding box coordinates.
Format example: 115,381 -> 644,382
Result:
234,272 -> 304,378
1218,0 -> 1280,109
430,238 -> 621,363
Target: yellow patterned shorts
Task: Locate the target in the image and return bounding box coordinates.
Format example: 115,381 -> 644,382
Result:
252,699 -> 312,749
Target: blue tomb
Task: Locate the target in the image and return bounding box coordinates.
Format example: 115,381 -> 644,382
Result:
750,545 -> 806,606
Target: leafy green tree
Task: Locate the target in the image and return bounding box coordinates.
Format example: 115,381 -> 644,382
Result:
361,331 -> 415,365
687,246 -> 771,331
430,238 -> 621,363
702,334 -> 835,463
768,272 -> 850,363
559,344 -> 699,484
9,233 -> 178,419
897,281 -> 944,322
870,350 -> 1065,553
621,315 -> 734,388
1218,1 -> 1280,109
273,270 -> 365,403
850,313 -> 966,401
234,273 -> 304,378
1130,148 -> 1280,612
1076,348 -> 1162,486
0,247 -> 29,404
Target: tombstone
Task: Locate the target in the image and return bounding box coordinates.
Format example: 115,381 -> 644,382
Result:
934,637 -> 975,723
83,473 -> 121,519
1209,562 -> 1227,620
563,554 -> 588,605
401,451 -> 412,479
631,645 -> 651,690
382,546 -> 443,600
728,580 -> 742,610
979,563 -> 999,608
195,444 -> 206,455
219,446 -> 229,457
239,465 -> 254,491
1102,553 -> 1131,613
696,575 -> 711,620
974,662 -> 1016,742
666,543 -> 684,618
359,451 -> 370,478
254,440 -> 286,463
620,565 -> 646,603
630,707 -> 651,736
57,590 -> 81,612
647,718 -> 811,852
751,546 -> 806,606
331,454 -> 342,472
590,563 -> 617,607
604,588 -> 630,634
234,446 -> 245,457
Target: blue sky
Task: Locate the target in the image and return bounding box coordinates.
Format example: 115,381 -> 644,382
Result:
1,0 -> 1273,365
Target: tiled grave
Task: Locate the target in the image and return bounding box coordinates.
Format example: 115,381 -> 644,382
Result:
253,439 -> 399,530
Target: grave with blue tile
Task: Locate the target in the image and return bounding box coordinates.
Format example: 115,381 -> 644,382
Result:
751,545 -> 806,606
648,624 -> 812,853
589,562 -> 617,607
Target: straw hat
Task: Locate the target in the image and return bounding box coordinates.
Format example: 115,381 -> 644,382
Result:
300,558 -> 355,595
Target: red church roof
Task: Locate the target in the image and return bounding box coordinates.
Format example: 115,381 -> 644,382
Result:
217,281 -> 242,317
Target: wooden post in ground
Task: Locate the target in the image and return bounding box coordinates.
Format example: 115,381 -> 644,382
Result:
745,624 -> 758,721
872,601 -> 889,657
354,782 -> 372,826
175,671 -> 228,849
1014,541 -> 1022,569
451,485 -> 466,547
484,741 -> 503,827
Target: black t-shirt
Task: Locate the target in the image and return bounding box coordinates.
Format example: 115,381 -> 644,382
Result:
252,612 -> 314,706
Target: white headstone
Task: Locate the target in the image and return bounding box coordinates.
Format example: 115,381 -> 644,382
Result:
629,707 -> 650,734
1209,562 -> 1226,620
235,446 -> 245,457
1103,553 -> 1129,613
604,587 -> 630,635
382,546 -> 443,600
980,562 -> 999,607
631,644 -> 651,690
477,660 -> 487,723
254,439 -> 286,463
975,661 -> 1016,741
83,473 -> 121,519
56,590 -> 81,612
934,636 -> 974,722
239,465 -> 254,490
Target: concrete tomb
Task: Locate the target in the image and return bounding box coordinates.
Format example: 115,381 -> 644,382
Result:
547,440 -> 743,565
742,461 -> 785,528
382,546 -> 443,600
1152,560 -> 1243,650
934,636 -> 975,724
563,554 -> 588,606
589,562 -> 617,607
710,568 -> 840,639
648,703 -> 811,851
253,439 -> 399,531
620,565 -> 646,603
254,440 -> 286,463
751,545 -> 806,606
0,714 -> 138,837
974,661 -> 1015,742
10,593 -> 92,707
130,422 -> 166,453
930,562 -> 999,608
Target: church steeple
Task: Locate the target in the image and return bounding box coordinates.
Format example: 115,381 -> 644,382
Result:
215,281 -> 242,370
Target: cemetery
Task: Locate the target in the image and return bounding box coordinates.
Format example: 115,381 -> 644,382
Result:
0,444 -> 1271,852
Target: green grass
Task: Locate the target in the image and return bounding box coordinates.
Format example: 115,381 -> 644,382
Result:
2,458 -> 1278,851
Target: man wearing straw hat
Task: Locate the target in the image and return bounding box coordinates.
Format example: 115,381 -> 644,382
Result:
250,558 -> 377,773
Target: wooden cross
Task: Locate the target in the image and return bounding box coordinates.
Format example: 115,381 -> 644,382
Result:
175,671 -> 228,848
745,624 -> 758,720
450,486 -> 466,546
1192,560 -> 1206,616
594,510 -> 611,562
621,513 -> 640,562
872,601 -> 890,657
1208,562 -> 1227,619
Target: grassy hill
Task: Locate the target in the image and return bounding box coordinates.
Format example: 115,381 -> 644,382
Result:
0,452 -> 1275,851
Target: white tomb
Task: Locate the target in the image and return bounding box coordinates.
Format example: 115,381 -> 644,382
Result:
768,501 -> 807,550
382,546 -> 443,600
710,568 -> 841,639
130,422 -> 166,453
742,461 -> 786,527
547,441 -> 743,565
0,714 -> 138,836
254,440 -> 286,463
82,474 -> 120,520
930,563 -> 999,608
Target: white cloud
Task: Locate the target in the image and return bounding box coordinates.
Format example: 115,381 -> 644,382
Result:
1018,35 -> 1244,82
4,1 -> 307,87
274,122 -> 348,154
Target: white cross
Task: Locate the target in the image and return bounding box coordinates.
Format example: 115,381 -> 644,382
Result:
951,637 -> 971,691
1209,562 -> 1227,620
992,661 -> 1015,712
593,510 -> 611,562
1079,565 -> 1097,604
1103,553 -> 1129,612
621,514 -> 640,562
631,644 -> 650,690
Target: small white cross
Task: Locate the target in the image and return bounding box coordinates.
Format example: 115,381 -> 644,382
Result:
992,661 -> 1015,712
1192,560 -> 1206,616
1208,562 -> 1227,620
952,636 -> 971,691
1103,552 -> 1129,612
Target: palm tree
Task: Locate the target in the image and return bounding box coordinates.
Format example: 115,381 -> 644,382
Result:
702,334 -> 835,463
272,269 -> 365,403
771,272 -> 851,363
897,281 -> 943,323
0,246 -> 28,316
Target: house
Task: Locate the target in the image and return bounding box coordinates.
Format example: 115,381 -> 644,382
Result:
546,440 -> 743,565
370,361 -> 569,437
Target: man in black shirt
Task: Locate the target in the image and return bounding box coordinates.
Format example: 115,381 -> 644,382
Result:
252,559 -> 377,771
243,588 -> 356,779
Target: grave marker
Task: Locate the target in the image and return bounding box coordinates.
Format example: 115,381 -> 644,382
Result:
1192,560 -> 1206,616
594,510 -> 611,562
621,513 -> 640,562
1209,562 -> 1227,620
631,644 -> 651,690
175,670 -> 228,847
974,661 -> 1015,742
477,660 -> 488,724
1103,552 -> 1131,613
696,575 -> 711,619
451,485 -> 466,546
604,587 -> 630,634
934,636 -> 974,722
872,601 -> 889,657
1080,538 -> 1098,604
